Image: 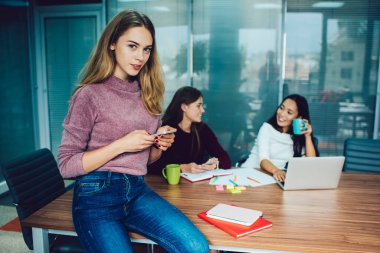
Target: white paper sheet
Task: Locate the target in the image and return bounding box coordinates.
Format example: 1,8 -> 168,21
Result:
209,168 -> 276,187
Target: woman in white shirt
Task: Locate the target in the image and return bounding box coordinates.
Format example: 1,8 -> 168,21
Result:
242,94 -> 318,181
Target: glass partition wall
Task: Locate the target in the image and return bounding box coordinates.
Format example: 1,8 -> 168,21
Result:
43,15 -> 97,157
285,0 -> 380,155
0,3 -> 35,194
192,0 -> 283,162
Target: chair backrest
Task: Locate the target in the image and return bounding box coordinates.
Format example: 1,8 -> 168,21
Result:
1,148 -> 65,250
343,138 -> 380,173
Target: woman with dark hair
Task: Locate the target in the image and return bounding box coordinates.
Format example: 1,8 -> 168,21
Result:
241,94 -> 318,181
149,86 -> 231,174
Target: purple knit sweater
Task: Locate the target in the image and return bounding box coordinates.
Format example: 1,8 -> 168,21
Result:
58,76 -> 160,178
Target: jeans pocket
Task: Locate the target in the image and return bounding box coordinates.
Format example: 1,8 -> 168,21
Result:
77,179 -> 106,196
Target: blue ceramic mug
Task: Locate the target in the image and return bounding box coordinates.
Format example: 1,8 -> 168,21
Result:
292,119 -> 307,135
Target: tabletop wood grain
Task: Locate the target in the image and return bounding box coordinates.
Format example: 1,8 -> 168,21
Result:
22,172 -> 380,253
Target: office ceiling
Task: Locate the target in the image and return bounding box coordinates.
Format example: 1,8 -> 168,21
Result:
120,0 -> 380,30
287,0 -> 380,19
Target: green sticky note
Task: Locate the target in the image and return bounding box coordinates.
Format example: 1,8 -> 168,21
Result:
230,189 -> 241,194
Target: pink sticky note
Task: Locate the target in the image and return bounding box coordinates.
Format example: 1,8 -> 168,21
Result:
215,185 -> 224,191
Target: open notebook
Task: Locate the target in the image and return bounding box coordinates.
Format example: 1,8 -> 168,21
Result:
180,169 -> 231,182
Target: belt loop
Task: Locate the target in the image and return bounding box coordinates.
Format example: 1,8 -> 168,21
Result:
107,171 -> 112,185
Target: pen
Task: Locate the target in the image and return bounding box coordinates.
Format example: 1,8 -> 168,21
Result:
210,176 -> 219,184
247,176 -> 261,184
229,179 -> 238,186
205,157 -> 218,170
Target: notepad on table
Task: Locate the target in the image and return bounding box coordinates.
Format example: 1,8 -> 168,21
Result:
198,211 -> 272,238
206,203 -> 262,226
180,169 -> 231,183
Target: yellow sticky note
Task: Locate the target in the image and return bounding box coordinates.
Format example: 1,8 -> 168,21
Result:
235,186 -> 246,191
226,184 -> 234,190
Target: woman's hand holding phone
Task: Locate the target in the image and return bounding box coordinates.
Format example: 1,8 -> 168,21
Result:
152,129 -> 177,136
153,126 -> 176,151
118,130 -> 155,152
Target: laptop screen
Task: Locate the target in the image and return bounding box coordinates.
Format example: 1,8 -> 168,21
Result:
276,157 -> 345,190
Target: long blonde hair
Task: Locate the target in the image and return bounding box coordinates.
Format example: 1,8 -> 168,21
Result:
74,9 -> 164,115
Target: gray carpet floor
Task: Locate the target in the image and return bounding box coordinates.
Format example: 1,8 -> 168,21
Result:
0,206 -> 32,253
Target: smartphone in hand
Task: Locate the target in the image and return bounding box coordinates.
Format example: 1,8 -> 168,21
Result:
152,129 -> 177,136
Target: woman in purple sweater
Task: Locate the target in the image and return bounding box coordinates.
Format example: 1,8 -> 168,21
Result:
58,10 -> 209,253
149,86 -> 232,175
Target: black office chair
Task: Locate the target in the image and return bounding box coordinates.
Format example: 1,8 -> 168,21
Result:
1,148 -> 84,252
343,138 -> 380,173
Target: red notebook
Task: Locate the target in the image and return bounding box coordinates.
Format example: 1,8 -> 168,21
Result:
198,211 -> 272,238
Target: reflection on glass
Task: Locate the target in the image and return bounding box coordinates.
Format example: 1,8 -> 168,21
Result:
46,17 -> 96,157
285,3 -> 380,155
192,0 -> 282,163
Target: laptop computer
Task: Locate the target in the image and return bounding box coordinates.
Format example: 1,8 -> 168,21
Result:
275,156 -> 345,190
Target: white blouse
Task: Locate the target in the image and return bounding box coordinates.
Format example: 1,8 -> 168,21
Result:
241,123 -> 294,170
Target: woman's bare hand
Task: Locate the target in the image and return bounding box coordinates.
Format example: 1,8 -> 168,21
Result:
118,130 -> 154,152
153,125 -> 176,151
180,163 -> 208,174
273,169 -> 286,182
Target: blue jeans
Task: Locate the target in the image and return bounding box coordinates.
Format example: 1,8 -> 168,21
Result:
72,171 -> 209,253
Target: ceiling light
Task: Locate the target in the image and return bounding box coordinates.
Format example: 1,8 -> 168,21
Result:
312,1 -> 344,8
253,3 -> 281,9
118,0 -> 155,2
152,6 -> 170,12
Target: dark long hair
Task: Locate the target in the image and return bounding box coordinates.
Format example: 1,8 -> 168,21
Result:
267,94 -> 319,157
162,86 -> 203,154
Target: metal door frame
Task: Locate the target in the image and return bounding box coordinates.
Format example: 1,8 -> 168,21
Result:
34,3 -> 105,149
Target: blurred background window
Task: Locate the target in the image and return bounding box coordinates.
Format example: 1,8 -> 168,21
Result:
285,0 -> 380,155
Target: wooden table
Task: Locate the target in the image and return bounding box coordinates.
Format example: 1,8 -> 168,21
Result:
22,173 -> 380,253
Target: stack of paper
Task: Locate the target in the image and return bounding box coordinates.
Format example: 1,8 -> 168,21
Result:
206,203 -> 262,226
198,203 -> 272,238
198,212 -> 272,238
